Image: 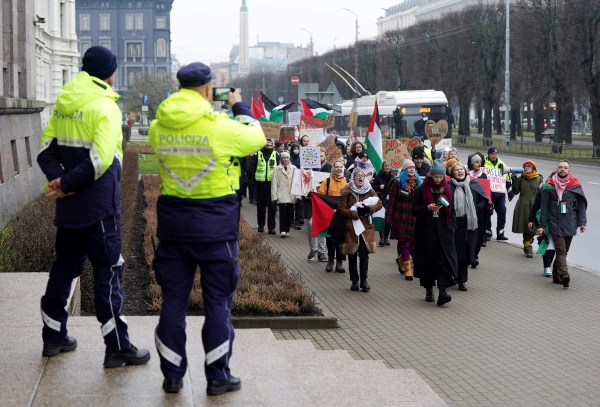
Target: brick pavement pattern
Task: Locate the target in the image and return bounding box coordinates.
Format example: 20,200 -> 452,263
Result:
241,201 -> 600,407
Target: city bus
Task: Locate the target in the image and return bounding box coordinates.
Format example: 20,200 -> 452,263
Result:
338,90 -> 452,152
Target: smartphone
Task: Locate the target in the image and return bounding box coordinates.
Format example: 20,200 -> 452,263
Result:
213,87 -> 235,102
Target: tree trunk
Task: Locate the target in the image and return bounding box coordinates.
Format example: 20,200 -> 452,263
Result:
563,103 -> 573,145
494,105 -> 502,135
477,106 -> 483,134
554,104 -> 564,144
510,109 -> 518,140
526,100 -> 532,133
534,100 -> 544,142
458,94 -> 471,136
590,85 -> 600,157
484,100 -> 493,140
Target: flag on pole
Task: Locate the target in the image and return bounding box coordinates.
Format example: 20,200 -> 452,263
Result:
365,101 -> 383,172
251,97 -> 264,120
300,99 -> 334,119
259,91 -> 294,123
311,194 -> 340,237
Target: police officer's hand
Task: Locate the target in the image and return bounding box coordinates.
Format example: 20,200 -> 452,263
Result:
46,178 -> 75,200
228,89 -> 243,106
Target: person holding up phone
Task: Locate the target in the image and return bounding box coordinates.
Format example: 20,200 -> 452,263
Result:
411,159 -> 458,305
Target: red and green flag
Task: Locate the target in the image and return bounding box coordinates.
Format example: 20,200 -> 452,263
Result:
300,98 -> 334,119
311,194 -> 339,238
259,91 -> 294,123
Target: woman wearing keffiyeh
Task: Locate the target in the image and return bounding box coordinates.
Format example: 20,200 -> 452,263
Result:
385,160 -> 422,280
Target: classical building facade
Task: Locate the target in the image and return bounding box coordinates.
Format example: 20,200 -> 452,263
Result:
0,0 -> 46,228
35,0 -> 79,129
75,0 -> 173,95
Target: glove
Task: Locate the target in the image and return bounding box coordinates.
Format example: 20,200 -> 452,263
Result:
357,206 -> 370,217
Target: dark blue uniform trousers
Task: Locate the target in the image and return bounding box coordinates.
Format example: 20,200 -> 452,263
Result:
41,216 -> 130,351
486,192 -> 507,236
153,240 -> 240,381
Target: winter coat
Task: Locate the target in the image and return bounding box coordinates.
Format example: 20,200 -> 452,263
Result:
416,163 -> 431,177
449,179 -> 488,265
372,170 -> 394,204
385,179 -> 416,242
290,143 -> 301,168
317,174 -> 347,196
511,174 -> 543,234
412,184 -> 458,287
539,184 -> 587,237
337,184 -> 383,255
271,164 -> 297,204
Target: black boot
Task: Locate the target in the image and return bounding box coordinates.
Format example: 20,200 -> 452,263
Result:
42,336 -> 77,357
496,233 -> 509,241
207,376 -> 242,396
335,260 -> 345,273
378,232 -> 385,247
437,286 -> 452,306
163,379 -> 184,393
361,280 -> 371,292
104,343 -> 151,368
425,287 -> 435,302
351,281 -> 360,291
458,281 -> 467,291
384,236 -> 391,246
325,257 -> 334,272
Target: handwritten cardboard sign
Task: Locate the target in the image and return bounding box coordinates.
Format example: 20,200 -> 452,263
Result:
382,138 -> 419,169
301,115 -> 323,129
301,128 -> 324,146
482,168 -> 506,193
348,112 -> 358,129
321,115 -> 335,129
287,111 -> 301,126
425,120 -> 448,137
320,135 -> 340,164
259,122 -> 282,141
300,146 -> 321,168
279,126 -> 296,142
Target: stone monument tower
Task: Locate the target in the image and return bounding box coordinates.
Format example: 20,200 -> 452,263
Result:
239,0 -> 249,76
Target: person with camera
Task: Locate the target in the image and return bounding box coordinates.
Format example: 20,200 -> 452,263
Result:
538,160 -> 587,288
149,62 -> 266,394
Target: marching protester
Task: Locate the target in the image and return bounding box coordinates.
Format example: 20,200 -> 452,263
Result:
412,136 -> 433,163
386,160 -> 422,280
372,161 -> 394,246
511,161 -> 543,258
249,139 -> 279,234
37,46 -> 150,367
289,141 -> 303,230
467,152 -> 490,256
484,146 -> 511,241
448,147 -> 458,161
346,141 -> 365,169
412,146 -> 431,176
148,62 -> 266,394
338,168 -> 383,292
412,160 -> 457,305
303,153 -> 329,263
275,140 -> 286,154
445,158 -> 459,175
538,160 -> 587,288
529,172 -> 556,277
317,159 -> 348,272
271,152 -> 298,238
440,147 -> 451,162
448,163 -> 488,290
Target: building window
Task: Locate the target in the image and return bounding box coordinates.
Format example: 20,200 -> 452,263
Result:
157,69 -> 167,83
126,14 -> 134,30
100,14 -> 110,31
25,137 -> 32,167
156,38 -> 167,57
80,14 -> 90,31
80,42 -> 91,57
127,43 -> 143,58
135,14 -> 144,30
60,3 -> 67,38
156,17 -> 166,29
11,140 -> 19,175
62,70 -> 69,86
128,70 -> 135,86
100,41 -> 111,51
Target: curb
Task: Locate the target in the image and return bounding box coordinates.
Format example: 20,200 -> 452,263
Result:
232,316 -> 339,329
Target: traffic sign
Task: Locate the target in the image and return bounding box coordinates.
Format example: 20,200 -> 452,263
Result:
141,105 -> 148,112
142,93 -> 149,105
291,76 -> 300,85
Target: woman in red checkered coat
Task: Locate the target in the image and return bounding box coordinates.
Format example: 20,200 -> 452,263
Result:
385,160 -> 422,280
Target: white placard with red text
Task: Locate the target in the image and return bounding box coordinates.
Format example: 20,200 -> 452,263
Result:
482,168 -> 506,193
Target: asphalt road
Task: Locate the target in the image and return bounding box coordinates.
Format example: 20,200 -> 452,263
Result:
459,150 -> 599,272
467,132 -> 593,147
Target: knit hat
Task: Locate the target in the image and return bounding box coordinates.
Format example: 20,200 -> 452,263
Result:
430,159 -> 446,175
470,154 -> 482,165
445,158 -> 459,171
523,160 -> 537,171
401,159 -> 415,171
357,151 -> 368,159
81,46 -> 118,80
488,146 -> 499,154
280,151 -> 290,159
275,141 -> 285,149
412,146 -> 425,159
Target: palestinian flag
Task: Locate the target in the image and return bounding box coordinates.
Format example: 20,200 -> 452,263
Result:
311,194 -> 340,238
259,91 -> 294,123
365,101 -> 383,172
300,99 -> 334,119
372,207 -> 386,233
251,97 -> 264,120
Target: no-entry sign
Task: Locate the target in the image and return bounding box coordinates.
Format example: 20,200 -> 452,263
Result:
291,76 -> 300,85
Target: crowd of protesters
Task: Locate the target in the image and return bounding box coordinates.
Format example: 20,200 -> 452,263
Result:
240,134 -> 588,305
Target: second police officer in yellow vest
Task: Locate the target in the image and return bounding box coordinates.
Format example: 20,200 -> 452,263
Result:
249,138 -> 280,233
149,62 -> 266,395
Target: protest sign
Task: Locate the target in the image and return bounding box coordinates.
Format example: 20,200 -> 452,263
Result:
288,111 -> 301,126
301,128 -> 324,146
259,122 -> 282,141
482,168 -> 506,193
321,115 -> 335,129
382,138 -> 419,170
290,169 -> 312,196
301,115 -> 323,129
300,146 -> 321,168
279,126 -> 296,142
320,135 -> 342,164
425,120 -> 448,137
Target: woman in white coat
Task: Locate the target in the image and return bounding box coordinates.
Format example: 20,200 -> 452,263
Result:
271,152 -> 297,238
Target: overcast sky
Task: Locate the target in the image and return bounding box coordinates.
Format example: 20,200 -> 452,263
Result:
171,0 -> 392,65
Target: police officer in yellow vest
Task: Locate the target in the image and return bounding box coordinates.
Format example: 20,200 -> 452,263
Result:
149,62 -> 266,395
484,146 -> 512,241
249,139 -> 280,233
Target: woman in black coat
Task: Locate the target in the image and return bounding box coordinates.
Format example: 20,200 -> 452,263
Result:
372,161 -> 394,246
412,159 -> 458,306
468,152 -> 490,252
448,163 -> 489,291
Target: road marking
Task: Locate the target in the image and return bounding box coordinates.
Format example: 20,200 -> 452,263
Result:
588,182 -> 600,186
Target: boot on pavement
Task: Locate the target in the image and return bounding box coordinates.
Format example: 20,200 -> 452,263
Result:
437,286 -> 452,306
396,256 -> 404,274
42,336 -> 77,357
335,260 -> 346,273
378,232 -> 385,247
325,256 -> 334,272
402,260 -> 413,281
104,343 -> 151,368
207,376 -> 242,396
425,287 -> 435,302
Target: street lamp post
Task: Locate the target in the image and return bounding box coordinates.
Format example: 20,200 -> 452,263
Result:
300,28 -> 313,57
504,0 -> 510,148
343,8 -> 359,97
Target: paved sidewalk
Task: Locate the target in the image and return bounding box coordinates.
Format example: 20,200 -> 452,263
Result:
241,202 -> 600,407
